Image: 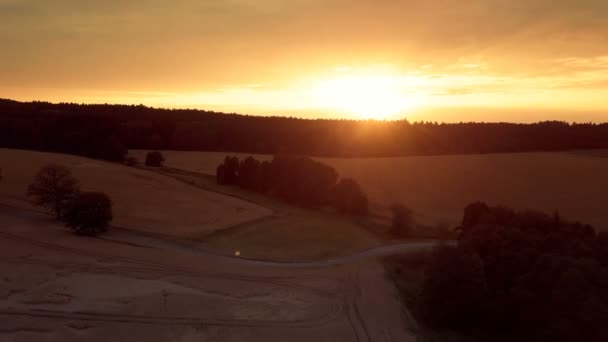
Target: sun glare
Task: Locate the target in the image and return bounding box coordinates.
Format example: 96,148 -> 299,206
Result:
311,74 -> 421,119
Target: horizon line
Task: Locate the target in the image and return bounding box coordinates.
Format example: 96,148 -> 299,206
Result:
2,97 -> 607,125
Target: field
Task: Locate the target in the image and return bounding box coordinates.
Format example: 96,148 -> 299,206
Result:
147,168 -> 380,261
132,150 -> 608,231
0,206 -> 414,341
0,149 -> 378,261
0,149 -> 415,341
0,149 -> 272,238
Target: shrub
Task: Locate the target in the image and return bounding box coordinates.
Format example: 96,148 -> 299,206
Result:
62,192 -> 113,236
145,151 -> 165,167
27,164 -> 80,219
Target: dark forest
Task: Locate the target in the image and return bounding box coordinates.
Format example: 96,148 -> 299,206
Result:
2,99 -> 608,161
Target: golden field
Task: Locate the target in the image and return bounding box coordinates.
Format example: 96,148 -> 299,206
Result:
132,150 -> 608,231
0,149 -> 272,238
0,149 -> 378,260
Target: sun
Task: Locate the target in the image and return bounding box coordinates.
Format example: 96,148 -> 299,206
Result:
311,74 -> 420,119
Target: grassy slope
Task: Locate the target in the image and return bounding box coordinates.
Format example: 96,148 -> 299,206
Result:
0,149 -> 271,238
0,149 -> 378,261
151,168 -> 380,262
133,150 -> 608,231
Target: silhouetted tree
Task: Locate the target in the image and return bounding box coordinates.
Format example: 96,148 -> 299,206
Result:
102,136 -> 127,162
330,178 -> 368,215
62,192 -> 112,236
390,203 -> 414,237
27,164 -> 80,219
257,161 -> 273,192
420,244 -> 489,332
217,156 -> 240,185
145,151 -> 165,167
268,155 -> 339,207
461,201 -> 490,229
412,203 -> 608,341
216,164 -> 226,184
214,155 -> 368,213
238,156 -> 260,189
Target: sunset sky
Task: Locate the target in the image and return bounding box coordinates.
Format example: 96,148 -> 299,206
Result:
1,0 -> 607,122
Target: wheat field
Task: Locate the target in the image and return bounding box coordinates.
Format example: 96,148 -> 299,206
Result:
132,150 -> 608,231
0,149 -> 272,237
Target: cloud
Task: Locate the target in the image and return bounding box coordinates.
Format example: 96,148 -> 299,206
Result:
1,0 -> 608,120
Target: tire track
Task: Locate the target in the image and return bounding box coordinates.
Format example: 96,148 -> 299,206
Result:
0,307 -> 341,328
0,232 -> 349,330
0,231 -> 332,290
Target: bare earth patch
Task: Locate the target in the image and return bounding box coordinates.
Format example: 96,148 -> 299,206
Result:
0,208 -> 416,341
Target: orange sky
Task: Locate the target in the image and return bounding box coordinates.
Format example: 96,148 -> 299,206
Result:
1,0 -> 607,122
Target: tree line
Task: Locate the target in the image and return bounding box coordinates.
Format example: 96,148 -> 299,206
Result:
216,155 -> 369,215
395,202 -> 608,341
2,99 -> 608,161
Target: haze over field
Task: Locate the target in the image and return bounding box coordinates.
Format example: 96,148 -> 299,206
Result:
1,1 -> 608,341
2,0 -> 608,121
136,150 -> 608,230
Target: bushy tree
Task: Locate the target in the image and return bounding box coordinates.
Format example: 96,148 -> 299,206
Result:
390,203 -> 414,237
216,156 -> 239,185
62,192 -> 113,236
214,155 -> 369,215
330,178 -> 368,216
216,163 -> 226,184
238,156 -> 261,189
268,155 -> 339,207
145,151 -> 165,167
421,245 -> 489,332
101,136 -> 127,162
27,164 -> 80,219
416,203 -> 608,341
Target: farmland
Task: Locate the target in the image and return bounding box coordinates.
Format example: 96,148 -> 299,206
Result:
0,149 -> 272,238
132,150 -> 608,231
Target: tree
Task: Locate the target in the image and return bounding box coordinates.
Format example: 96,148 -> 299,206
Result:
330,178 -> 369,216
238,156 -> 261,189
102,136 -> 127,162
145,151 -> 165,167
390,203 -> 414,237
420,245 -> 489,332
413,203 -> 608,340
216,156 -> 240,185
62,192 -> 113,236
216,163 -> 226,184
27,164 -> 80,219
